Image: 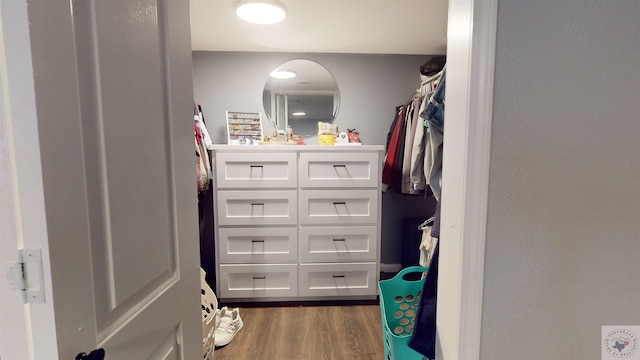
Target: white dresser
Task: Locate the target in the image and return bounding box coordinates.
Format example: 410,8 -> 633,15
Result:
211,145 -> 384,302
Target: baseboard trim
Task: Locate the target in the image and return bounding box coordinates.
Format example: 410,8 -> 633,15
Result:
380,263 -> 402,273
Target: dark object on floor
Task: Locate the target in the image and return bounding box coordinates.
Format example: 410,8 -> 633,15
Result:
75,348 -> 105,360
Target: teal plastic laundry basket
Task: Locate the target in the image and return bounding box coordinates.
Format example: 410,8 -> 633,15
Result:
378,266 -> 428,360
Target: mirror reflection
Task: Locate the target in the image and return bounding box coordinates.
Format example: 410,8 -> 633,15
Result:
263,59 -> 340,137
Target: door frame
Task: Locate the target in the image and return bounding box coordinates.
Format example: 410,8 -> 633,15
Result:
0,0 -> 60,358
0,0 -> 498,358
437,0 -> 498,358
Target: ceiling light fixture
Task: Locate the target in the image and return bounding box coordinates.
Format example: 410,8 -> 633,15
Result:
292,112 -> 306,116
236,1 -> 287,25
270,69 -> 296,79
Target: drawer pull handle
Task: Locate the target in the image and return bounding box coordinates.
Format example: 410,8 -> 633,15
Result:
333,201 -> 346,205
332,164 -> 346,168
251,202 -> 264,206
251,240 -> 265,243
332,238 -> 346,242
250,165 -> 263,168
332,275 -> 345,278
253,276 -> 266,280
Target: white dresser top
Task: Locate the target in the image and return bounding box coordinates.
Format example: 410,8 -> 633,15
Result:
209,144 -> 384,152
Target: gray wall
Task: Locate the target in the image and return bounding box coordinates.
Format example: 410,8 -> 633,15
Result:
481,1 -> 640,358
192,51 -> 437,264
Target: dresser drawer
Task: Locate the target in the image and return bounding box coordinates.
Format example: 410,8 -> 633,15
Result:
217,190 -> 297,226
218,227 -> 297,263
218,264 -> 297,299
298,152 -> 379,188
299,226 -> 377,262
215,152 -> 297,188
298,263 -> 377,297
299,189 -> 378,225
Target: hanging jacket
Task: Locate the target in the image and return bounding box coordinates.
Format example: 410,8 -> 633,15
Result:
401,97 -> 423,194
382,105 -> 407,189
422,67 -> 446,200
408,241 -> 439,359
408,199 -> 441,358
411,76 -> 440,193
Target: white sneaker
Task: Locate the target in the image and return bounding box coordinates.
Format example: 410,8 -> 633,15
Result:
215,306 -> 226,330
214,307 -> 243,347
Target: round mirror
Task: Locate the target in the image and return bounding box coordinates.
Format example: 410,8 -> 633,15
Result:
263,59 -> 340,137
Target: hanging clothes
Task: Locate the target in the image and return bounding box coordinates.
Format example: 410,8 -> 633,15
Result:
431,200 -> 442,239
194,103 -> 214,193
194,103 -> 217,289
422,67 -> 446,201
401,96 -> 424,194
410,73 -> 439,195
194,104 -> 212,180
383,67 -> 443,197
382,105 -> 408,190
403,62 -> 446,359
394,103 -> 410,189
408,199 -> 441,359
383,100 -> 421,193
195,103 -> 213,149
408,240 -> 439,359
418,226 -> 438,268
195,137 -> 208,192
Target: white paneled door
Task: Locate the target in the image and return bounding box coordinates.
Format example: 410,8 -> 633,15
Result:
1,0 -> 201,359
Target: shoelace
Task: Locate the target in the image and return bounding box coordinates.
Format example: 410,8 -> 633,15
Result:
217,318 -> 239,334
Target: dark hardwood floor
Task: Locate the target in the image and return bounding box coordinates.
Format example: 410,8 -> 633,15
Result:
212,304 -> 385,360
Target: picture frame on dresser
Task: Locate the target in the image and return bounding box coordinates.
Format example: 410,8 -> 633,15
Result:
225,111 -> 263,145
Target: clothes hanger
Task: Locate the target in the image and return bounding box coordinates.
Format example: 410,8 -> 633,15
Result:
414,70 -> 443,98
417,215 -> 436,230
420,71 -> 442,87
